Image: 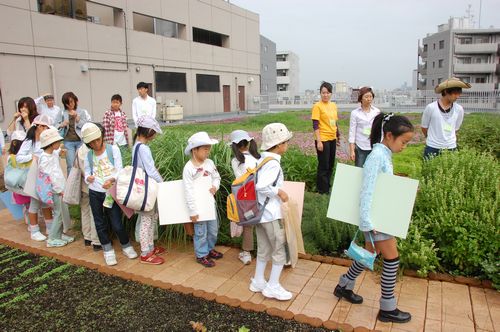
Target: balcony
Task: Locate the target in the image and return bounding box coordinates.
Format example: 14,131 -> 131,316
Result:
276,61 -> 290,70
417,79 -> 427,90
469,83 -> 497,91
277,76 -> 290,85
418,46 -> 428,58
418,63 -> 427,75
454,63 -> 498,74
455,43 -> 499,54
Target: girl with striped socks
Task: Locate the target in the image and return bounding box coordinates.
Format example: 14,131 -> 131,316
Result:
334,113 -> 415,324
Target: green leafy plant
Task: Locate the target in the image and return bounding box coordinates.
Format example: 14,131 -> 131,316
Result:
397,224 -> 439,276
458,113 -> 500,159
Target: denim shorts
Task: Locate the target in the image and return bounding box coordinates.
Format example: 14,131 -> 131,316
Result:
363,230 -> 393,243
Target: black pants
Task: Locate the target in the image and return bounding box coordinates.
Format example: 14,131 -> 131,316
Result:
315,139 -> 336,194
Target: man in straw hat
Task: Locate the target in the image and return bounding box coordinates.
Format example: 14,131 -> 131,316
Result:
421,77 -> 471,159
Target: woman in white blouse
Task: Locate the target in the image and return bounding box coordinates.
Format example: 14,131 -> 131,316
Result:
348,87 -> 381,167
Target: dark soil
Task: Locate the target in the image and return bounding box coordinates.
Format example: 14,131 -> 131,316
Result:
0,245 -> 332,332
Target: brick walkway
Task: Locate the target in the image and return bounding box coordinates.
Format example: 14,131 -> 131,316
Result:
0,209 -> 497,332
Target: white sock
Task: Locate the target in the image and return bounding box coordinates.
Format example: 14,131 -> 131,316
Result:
254,259 -> 267,283
268,264 -> 284,287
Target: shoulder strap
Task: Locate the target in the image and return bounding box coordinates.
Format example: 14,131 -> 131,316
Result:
123,143 -> 149,211
254,156 -> 276,172
87,150 -> 94,176
105,144 -> 114,166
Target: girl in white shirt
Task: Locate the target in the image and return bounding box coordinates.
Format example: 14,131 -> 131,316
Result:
133,116 -> 165,265
229,130 -> 261,265
348,87 -> 381,167
38,128 -> 72,247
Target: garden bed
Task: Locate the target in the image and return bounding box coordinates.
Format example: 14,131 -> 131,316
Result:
0,245 -> 331,331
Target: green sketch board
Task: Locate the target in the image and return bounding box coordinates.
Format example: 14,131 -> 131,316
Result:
327,163 -> 419,239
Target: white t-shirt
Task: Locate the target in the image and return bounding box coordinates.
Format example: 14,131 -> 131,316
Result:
231,152 -> 258,178
132,95 -> 157,126
34,96 -> 62,126
83,145 -> 123,193
421,101 -> 464,149
348,106 -> 381,151
113,111 -> 127,146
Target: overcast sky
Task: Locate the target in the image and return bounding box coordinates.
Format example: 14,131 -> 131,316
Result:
230,0 -> 500,91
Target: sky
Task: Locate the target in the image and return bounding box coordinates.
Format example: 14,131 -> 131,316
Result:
230,0 -> 500,91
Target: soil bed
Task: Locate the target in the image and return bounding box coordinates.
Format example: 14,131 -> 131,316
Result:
0,245 -> 331,331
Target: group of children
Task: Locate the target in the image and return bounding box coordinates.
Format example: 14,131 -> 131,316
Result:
5,98 -> 416,322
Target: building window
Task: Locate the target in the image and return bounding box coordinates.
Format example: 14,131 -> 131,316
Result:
264,65 -> 268,72
276,54 -> 287,61
39,0 -> 86,19
277,84 -> 288,91
423,44 -> 428,52
264,45 -> 268,53
196,74 -> 220,92
433,43 -> 436,50
459,37 -> 472,44
433,61 -> 435,68
475,77 -> 486,83
438,59 -> 444,68
193,27 -> 228,47
277,69 -> 287,76
439,40 -> 444,49
438,78 -> 442,84
155,71 -> 187,92
133,13 -> 184,39
432,79 -> 435,86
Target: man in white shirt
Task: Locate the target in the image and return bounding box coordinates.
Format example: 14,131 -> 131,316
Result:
132,82 -> 157,126
421,77 -> 471,160
34,94 -> 62,126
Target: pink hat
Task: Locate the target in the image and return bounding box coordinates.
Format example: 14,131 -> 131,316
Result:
32,114 -> 53,127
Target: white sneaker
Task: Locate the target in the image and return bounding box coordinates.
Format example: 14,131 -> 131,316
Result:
122,246 -> 138,259
262,284 -> 293,301
249,278 -> 267,293
239,251 -> 252,265
103,250 -> 117,266
46,239 -> 68,248
31,231 -> 47,242
61,234 -> 75,243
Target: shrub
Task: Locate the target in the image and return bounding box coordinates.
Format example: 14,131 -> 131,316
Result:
412,149 -> 499,281
458,113 -> 500,159
301,192 -> 357,256
397,224 -> 439,277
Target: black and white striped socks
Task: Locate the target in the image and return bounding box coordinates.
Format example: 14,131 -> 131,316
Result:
380,257 -> 399,311
338,260 -> 365,290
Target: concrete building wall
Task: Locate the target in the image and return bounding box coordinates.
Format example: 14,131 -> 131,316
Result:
0,0 -> 261,128
276,50 -> 299,100
259,35 -> 276,95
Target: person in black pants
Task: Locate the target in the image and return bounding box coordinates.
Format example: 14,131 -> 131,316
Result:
311,82 -> 340,194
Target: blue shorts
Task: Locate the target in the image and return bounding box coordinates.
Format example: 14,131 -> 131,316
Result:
363,230 -> 393,243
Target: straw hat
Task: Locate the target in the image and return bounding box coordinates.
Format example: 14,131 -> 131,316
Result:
184,132 -> 218,155
435,77 -> 471,93
82,123 -> 102,144
40,127 -> 63,148
260,123 -> 293,151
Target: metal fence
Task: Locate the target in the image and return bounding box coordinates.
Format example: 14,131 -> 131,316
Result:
247,90 -> 500,114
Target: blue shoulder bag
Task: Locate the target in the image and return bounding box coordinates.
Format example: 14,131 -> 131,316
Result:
345,230 -> 377,270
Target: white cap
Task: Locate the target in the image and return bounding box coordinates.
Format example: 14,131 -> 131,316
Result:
229,130 -> 253,144
184,131 -> 218,156
82,123 -> 102,144
40,127 -> 63,148
10,130 -> 26,141
260,123 -> 293,151
137,115 -> 162,134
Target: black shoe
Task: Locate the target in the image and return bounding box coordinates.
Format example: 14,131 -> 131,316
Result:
377,308 -> 411,323
93,244 -> 103,251
333,285 -> 363,304
84,239 -> 92,247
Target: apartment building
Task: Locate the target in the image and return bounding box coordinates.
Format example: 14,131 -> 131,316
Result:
0,0 -> 261,127
417,17 -> 500,91
259,35 -> 276,95
276,50 -> 300,101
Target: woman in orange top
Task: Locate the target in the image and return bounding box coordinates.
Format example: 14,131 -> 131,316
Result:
311,81 -> 340,194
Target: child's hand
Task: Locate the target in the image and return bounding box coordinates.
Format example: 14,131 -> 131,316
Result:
278,189 -> 289,202
102,179 -> 115,189
86,176 -> 95,183
60,120 -> 69,128
190,215 -> 199,223
59,149 -> 67,158
209,186 -> 217,195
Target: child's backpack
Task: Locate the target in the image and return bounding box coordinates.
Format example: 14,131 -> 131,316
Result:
226,157 -> 279,226
87,144 -> 115,174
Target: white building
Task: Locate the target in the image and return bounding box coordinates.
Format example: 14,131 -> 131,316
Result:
0,0 -> 261,128
276,51 -> 300,101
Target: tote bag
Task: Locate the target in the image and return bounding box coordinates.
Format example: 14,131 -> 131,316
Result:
4,156 -> 31,191
22,157 -> 40,200
63,158 -> 82,205
115,144 -> 158,212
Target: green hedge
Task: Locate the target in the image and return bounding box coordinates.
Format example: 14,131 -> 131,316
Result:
458,113 -> 500,159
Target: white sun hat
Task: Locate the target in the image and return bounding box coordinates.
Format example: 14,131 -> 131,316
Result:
137,115 -> 163,134
260,123 -> 293,151
40,127 -> 63,148
10,130 -> 27,141
82,123 -> 102,144
229,130 -> 253,144
184,131 -> 219,156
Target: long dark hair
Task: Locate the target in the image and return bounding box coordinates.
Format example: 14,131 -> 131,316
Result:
17,97 -> 38,130
8,140 -> 23,155
370,113 -> 414,147
24,125 -> 37,143
133,126 -> 156,144
231,139 -> 261,165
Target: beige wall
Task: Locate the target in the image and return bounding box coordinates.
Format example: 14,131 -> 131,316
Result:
0,0 -> 260,129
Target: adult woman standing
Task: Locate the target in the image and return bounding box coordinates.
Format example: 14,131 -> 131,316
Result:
348,87 -> 381,167
7,97 -> 39,136
311,82 -> 340,195
59,92 -> 90,174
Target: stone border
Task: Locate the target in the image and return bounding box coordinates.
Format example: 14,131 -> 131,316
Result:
298,253 -> 494,289
0,238 -> 383,332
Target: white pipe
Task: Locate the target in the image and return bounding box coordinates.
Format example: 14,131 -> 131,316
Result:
49,63 -> 57,102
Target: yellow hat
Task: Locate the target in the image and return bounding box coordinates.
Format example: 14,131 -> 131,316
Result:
435,77 -> 471,93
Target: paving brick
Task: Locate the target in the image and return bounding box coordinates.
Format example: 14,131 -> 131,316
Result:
227,281 -> 254,302
281,272 -> 311,293
343,303 -> 377,330
183,272 -> 227,292
214,279 -> 238,296
424,319 -> 442,332
399,277 -> 428,301
427,280 -> 442,303
469,287 -> 495,331
484,288 -> 500,330
287,293 -> 311,314
396,294 -> 427,318
330,299 -> 352,322
373,320 -> 392,332
301,277 -> 322,296
441,282 -> 473,319
426,300 -> 442,321
441,319 -> 475,332
312,263 -> 332,279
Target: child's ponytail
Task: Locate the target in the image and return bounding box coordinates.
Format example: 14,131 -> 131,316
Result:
231,142 -> 246,165
248,140 -> 261,160
370,112 -> 414,147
